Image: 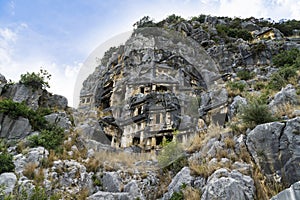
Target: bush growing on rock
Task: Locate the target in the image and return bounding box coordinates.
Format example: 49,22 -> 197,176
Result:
19,69 -> 51,90
0,140 -> 15,174
239,98 -> 276,128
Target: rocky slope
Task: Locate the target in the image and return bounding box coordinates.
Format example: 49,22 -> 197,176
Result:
0,15 -> 300,200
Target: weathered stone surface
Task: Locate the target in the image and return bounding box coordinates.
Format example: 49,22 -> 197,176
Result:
102,172 -> 122,192
270,181 -> 300,200
229,95 -> 247,118
40,92 -> 68,110
246,117 -> 300,185
0,173 -> 17,194
13,147 -> 49,174
201,168 -> 255,200
49,159 -> 94,194
44,112 -> 72,129
0,114 -> 32,139
162,167 -> 194,200
87,191 -> 131,200
124,180 -> 143,199
269,84 -> 299,109
79,27 -> 223,150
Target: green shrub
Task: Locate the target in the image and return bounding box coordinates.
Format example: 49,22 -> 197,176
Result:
0,140 -> 15,174
237,70 -> 255,80
0,99 -> 30,119
227,81 -> 247,92
278,66 -> 298,80
28,125 -> 64,152
19,69 -> 51,90
0,152 -> 15,174
268,73 -> 287,91
0,99 -> 49,131
273,48 -> 300,68
30,186 -> 47,200
239,99 -> 276,128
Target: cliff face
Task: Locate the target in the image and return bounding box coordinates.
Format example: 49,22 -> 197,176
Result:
78,27 -> 226,151
0,15 -> 300,200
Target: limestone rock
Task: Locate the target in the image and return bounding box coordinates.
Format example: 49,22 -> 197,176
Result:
269,84 -> 299,109
201,168 -> 255,200
229,95 -> 247,118
13,147 -> 48,174
102,172 -> 122,192
44,112 -> 72,129
0,114 -> 32,139
162,167 -> 194,199
49,159 -> 94,194
246,117 -> 300,185
87,191 -> 132,200
270,181 -> 300,200
0,173 -> 17,194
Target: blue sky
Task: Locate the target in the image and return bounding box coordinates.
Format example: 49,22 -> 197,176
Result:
0,0 -> 299,107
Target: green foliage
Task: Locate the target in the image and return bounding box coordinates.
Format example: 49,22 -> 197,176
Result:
216,24 -> 253,41
170,191 -> 184,200
273,48 -> 300,68
0,99 -> 49,131
29,186 -> 47,200
165,14 -> 184,24
274,19 -> 300,36
133,16 -> 156,28
237,70 -> 255,80
19,69 -> 51,90
190,14 -> 206,23
28,125 -> 64,151
239,98 -> 276,128
0,140 -> 15,174
278,66 -> 298,80
268,73 -> 286,91
0,99 -> 31,119
227,81 -> 246,92
0,152 -> 15,174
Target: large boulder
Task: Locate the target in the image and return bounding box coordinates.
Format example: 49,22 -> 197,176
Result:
162,167 -> 194,200
0,173 -> 17,194
44,112 -> 72,129
0,114 -> 32,139
246,117 -> 300,185
201,168 -> 255,200
269,84 -> 299,109
102,172 -> 122,192
270,181 -> 300,200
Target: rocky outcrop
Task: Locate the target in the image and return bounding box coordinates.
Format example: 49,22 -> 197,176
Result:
0,114 -> 32,139
0,173 -> 17,194
13,147 -> 49,175
201,168 -> 255,200
162,167 -> 194,199
269,84 -> 299,108
44,112 -> 72,130
246,117 -> 300,185
270,181 -> 300,200
1,82 -> 68,110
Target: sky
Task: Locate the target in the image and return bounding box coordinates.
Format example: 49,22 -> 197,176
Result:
0,0 -> 300,107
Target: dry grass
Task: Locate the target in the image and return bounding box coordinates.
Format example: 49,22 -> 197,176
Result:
183,186 -> 201,200
224,137 -> 235,149
23,162 -> 38,179
87,150 -> 157,172
274,102 -> 300,119
34,167 -> 45,186
239,147 -> 252,163
187,123 -> 225,153
189,160 -> 220,179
